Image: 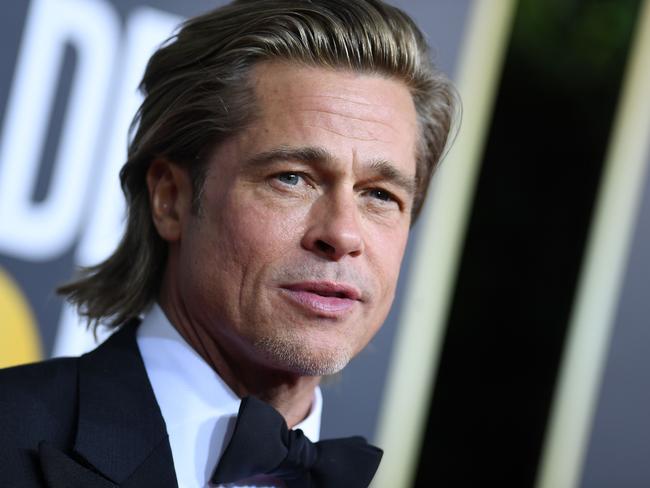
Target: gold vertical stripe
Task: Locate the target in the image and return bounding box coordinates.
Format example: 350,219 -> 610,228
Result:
0,267 -> 42,367
536,2 -> 650,487
373,0 -> 517,485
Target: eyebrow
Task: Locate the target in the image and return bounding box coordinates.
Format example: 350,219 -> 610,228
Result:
243,145 -> 417,197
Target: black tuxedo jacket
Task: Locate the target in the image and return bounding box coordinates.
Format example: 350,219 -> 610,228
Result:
0,320 -> 179,487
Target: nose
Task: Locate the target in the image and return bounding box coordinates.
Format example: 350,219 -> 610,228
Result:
301,192 -> 364,261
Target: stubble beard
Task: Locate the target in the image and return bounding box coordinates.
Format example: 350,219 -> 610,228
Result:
253,330 -> 354,376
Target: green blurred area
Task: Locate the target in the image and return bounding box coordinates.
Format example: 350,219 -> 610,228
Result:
513,0 -> 640,85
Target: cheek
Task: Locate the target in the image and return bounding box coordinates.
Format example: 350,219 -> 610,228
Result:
355,234 -> 408,353
217,196 -> 309,278
359,229 -> 407,329
372,226 -> 409,286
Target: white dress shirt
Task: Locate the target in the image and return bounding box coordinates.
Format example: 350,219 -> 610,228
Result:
136,304 -> 322,488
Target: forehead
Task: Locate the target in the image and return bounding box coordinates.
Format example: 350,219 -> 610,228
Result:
239,61 -> 418,175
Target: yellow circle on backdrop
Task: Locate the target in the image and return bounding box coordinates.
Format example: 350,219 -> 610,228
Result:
0,266 -> 43,368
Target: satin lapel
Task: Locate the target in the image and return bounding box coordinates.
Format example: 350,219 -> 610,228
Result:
71,320 -> 178,487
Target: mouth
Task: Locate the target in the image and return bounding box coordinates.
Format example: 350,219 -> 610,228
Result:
279,281 -> 362,317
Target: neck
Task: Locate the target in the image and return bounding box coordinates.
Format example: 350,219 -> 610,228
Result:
158,283 -> 320,428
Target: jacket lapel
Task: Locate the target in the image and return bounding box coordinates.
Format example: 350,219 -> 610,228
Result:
70,320 -> 177,487
38,441 -> 117,488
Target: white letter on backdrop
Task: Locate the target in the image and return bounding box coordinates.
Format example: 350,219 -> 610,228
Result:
0,0 -> 119,260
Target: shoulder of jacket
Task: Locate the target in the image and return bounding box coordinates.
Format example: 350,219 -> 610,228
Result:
0,356 -> 79,412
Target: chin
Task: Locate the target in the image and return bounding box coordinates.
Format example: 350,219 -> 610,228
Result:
252,334 -> 354,376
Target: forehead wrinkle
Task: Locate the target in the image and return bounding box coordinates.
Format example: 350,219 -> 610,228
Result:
302,123 -> 383,142
274,89 -> 415,130
296,107 -> 403,144
293,92 -> 410,122
293,93 -> 399,116
299,108 -> 403,136
297,94 -> 380,107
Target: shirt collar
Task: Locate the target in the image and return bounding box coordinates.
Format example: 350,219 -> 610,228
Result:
136,303 -> 322,487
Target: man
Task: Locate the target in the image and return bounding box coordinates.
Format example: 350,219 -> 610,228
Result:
0,0 -> 457,486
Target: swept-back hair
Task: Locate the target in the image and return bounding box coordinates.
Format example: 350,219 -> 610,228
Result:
59,0 -> 459,328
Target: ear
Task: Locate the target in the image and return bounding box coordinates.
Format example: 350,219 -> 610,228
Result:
146,158 -> 192,242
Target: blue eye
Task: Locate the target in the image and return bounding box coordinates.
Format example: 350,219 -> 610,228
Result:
276,173 -> 301,186
368,189 -> 395,202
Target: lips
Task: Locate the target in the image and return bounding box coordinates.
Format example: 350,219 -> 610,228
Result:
280,281 -> 361,316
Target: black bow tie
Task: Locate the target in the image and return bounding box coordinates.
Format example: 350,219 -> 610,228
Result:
211,396 -> 383,487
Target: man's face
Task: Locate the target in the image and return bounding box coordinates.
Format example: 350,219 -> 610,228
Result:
174,62 -> 418,376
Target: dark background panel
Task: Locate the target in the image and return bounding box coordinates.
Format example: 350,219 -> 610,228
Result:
415,0 -> 642,485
